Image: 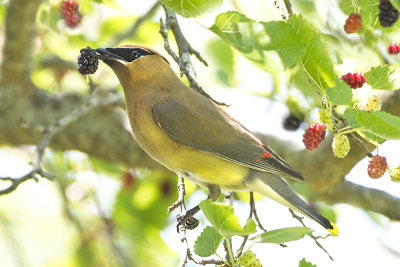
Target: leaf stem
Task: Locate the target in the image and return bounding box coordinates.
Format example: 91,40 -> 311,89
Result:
215,253 -> 230,266
338,128 -> 359,135
225,238 -> 235,265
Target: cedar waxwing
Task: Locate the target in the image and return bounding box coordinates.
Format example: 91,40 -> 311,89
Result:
94,45 -> 338,236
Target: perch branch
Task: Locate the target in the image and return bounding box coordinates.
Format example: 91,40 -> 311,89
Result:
288,209 -> 334,261
159,6 -> 227,106
0,89 -> 120,196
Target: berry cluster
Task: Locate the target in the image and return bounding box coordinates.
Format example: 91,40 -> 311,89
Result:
388,42 -> 400,54
368,155 -> 388,179
303,123 -> 327,150
341,72 -> 366,89
344,13 -> 362,34
364,95 -> 381,112
77,47 -> 99,75
283,114 -> 303,131
318,109 -> 333,130
61,0 -> 82,28
332,134 -> 350,158
379,0 -> 399,27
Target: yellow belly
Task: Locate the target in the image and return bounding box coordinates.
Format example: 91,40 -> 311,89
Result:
126,104 -> 248,189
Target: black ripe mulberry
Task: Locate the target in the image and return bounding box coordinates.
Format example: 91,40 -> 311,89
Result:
78,47 -> 98,75
379,0 -> 399,27
283,114 -> 302,131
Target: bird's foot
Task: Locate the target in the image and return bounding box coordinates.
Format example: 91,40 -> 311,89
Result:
176,205 -> 200,232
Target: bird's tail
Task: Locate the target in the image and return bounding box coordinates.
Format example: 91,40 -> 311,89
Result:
245,169 -> 339,236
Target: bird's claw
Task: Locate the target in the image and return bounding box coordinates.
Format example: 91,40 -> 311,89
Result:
176,213 -> 199,232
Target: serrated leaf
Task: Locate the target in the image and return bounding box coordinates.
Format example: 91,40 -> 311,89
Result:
299,258 -> 317,267
356,111 -> 400,139
194,226 -> 223,257
343,109 -> 385,144
287,15 -> 336,91
210,11 -> 307,72
365,65 -> 397,90
160,0 -> 222,18
250,227 -> 312,244
199,199 -> 257,238
326,79 -> 353,105
344,108 -> 362,128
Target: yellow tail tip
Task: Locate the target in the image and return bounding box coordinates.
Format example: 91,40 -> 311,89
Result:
328,223 -> 339,236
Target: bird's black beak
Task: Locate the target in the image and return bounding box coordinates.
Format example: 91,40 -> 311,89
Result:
95,48 -> 127,64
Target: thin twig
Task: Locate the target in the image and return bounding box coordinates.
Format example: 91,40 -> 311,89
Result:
274,0 -> 292,20
288,209 -> 334,261
111,1 -> 161,47
349,133 -> 374,157
283,0 -> 293,17
172,176 -> 224,266
223,192 -> 233,263
159,6 -> 227,106
250,192 -> 267,232
0,89 -> 120,196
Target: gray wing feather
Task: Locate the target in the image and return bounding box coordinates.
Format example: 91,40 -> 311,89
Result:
153,100 -> 304,181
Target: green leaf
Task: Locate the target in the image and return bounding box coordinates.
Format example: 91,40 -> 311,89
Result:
299,258 -> 317,267
357,111 -> 400,140
344,108 -> 362,128
210,11 -> 307,72
343,108 -> 385,144
390,0 -> 400,13
250,227 -> 312,244
194,226 -> 223,257
286,15 -> 336,91
365,65 -> 397,90
160,0 -> 222,17
199,199 -> 257,238
326,79 -> 353,105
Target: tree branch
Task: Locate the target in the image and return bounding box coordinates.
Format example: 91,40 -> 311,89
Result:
159,6 -> 227,106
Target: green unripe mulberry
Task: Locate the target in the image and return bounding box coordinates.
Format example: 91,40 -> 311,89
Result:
237,251 -> 262,267
319,109 -> 333,130
390,166 -> 400,183
332,134 -> 350,158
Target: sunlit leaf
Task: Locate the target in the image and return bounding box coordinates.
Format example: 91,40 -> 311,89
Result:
199,199 -> 256,238
344,108 -> 385,143
391,0 -> 400,11
194,226 -> 223,257
210,11 -> 307,72
356,111 -> 400,140
287,15 -> 336,91
326,79 -> 352,105
160,0 -> 222,17
365,65 -> 397,90
251,227 -> 312,243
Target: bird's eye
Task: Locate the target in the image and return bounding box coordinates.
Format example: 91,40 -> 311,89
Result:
131,51 -> 141,60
